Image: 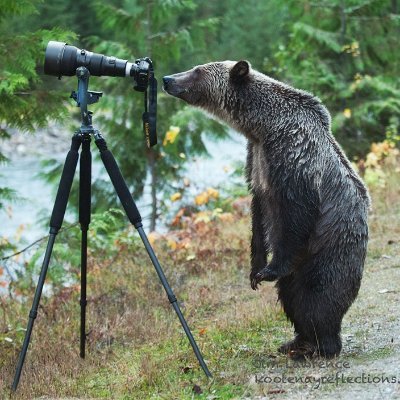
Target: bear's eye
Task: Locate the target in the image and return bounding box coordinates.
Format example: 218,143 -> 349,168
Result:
194,67 -> 201,75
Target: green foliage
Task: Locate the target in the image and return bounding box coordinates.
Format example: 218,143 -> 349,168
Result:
0,187 -> 16,211
34,1 -> 225,232
271,0 -> 400,157
7,208 -> 140,295
0,3 -> 76,133
2,0 -> 400,294
88,208 -> 138,253
74,0 -> 228,230
205,0 -> 290,69
0,0 -> 37,19
0,0 -> 76,247
293,22 -> 343,53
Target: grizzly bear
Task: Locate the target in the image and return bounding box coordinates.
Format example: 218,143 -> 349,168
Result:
163,61 -> 370,358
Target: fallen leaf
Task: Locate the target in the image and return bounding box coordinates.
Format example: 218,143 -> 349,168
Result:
206,187 -> 219,199
378,289 -> 396,294
163,126 -> 180,146
147,231 -> 161,246
195,192 -> 209,206
343,108 -> 352,118
268,389 -> 286,394
192,384 -> 202,394
182,365 -> 193,374
218,212 -> 234,222
194,211 -> 211,224
170,192 -> 182,202
167,239 -> 177,251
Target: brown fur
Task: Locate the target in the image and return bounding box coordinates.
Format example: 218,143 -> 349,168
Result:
163,61 -> 370,358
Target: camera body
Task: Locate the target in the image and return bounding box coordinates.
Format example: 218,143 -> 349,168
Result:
133,59 -> 152,92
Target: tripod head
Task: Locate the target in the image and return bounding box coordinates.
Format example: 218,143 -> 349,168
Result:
70,65 -> 157,146
70,67 -> 102,131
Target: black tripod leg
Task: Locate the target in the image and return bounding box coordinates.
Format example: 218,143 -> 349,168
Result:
94,135 -> 212,378
136,226 -> 212,378
12,135 -> 81,391
79,137 -> 91,358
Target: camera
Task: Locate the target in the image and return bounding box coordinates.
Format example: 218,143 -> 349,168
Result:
44,41 -> 157,147
44,41 -> 151,92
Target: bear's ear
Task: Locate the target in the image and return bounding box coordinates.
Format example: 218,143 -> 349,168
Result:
230,60 -> 250,82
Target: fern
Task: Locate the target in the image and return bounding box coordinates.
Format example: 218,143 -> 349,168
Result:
0,0 -> 38,19
0,0 -> 77,260
274,0 -> 400,157
293,22 -> 342,53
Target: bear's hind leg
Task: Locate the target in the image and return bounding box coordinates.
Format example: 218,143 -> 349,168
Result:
277,273 -> 346,359
279,315 -> 342,359
278,329 -> 342,359
292,301 -> 343,359
313,327 -> 342,358
276,275 -> 318,358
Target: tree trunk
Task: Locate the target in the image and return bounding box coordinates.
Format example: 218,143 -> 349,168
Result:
145,0 -> 157,231
339,0 -> 346,45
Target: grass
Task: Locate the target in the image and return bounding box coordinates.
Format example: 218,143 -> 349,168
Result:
1,164 -> 400,399
0,209 -> 293,399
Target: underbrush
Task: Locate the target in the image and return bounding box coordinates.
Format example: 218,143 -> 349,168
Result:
1,140 -> 400,399
0,208 -> 292,399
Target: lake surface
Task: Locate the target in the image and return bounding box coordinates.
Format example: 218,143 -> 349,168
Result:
0,133 -> 247,246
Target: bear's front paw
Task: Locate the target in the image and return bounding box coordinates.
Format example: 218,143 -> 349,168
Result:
250,269 -> 260,290
250,266 -> 278,290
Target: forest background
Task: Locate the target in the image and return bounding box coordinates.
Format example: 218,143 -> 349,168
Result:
0,1 -> 399,399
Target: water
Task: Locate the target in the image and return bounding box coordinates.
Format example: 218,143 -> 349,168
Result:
0,132 -> 247,246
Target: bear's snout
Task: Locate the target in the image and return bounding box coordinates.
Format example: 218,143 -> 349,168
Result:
163,69 -> 203,105
162,74 -> 188,98
162,75 -> 174,91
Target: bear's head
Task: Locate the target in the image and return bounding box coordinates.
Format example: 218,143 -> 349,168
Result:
163,60 -> 331,140
163,60 -> 250,105
163,61 -> 255,133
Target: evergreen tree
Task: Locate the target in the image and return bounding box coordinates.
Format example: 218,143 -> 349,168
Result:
0,0 -> 75,255
206,0 -> 291,69
271,0 -> 400,156
82,0 -> 226,231
0,1 -> 76,138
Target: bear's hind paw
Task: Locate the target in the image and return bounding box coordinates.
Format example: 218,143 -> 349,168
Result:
278,338 -> 316,359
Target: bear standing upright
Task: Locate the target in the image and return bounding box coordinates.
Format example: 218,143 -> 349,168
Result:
163,61 -> 370,358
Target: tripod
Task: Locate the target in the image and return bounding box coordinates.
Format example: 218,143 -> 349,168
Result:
12,67 -> 212,391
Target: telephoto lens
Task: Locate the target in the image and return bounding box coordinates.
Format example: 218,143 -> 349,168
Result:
43,41 -> 157,148
44,41 -> 135,78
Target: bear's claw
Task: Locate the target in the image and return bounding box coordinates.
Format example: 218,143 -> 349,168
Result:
250,267 -> 279,290
257,267 -> 279,281
250,276 -> 259,290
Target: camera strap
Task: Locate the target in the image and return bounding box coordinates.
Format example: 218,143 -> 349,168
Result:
142,58 -> 157,148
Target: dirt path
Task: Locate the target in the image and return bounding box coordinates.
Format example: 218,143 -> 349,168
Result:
248,214 -> 400,400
